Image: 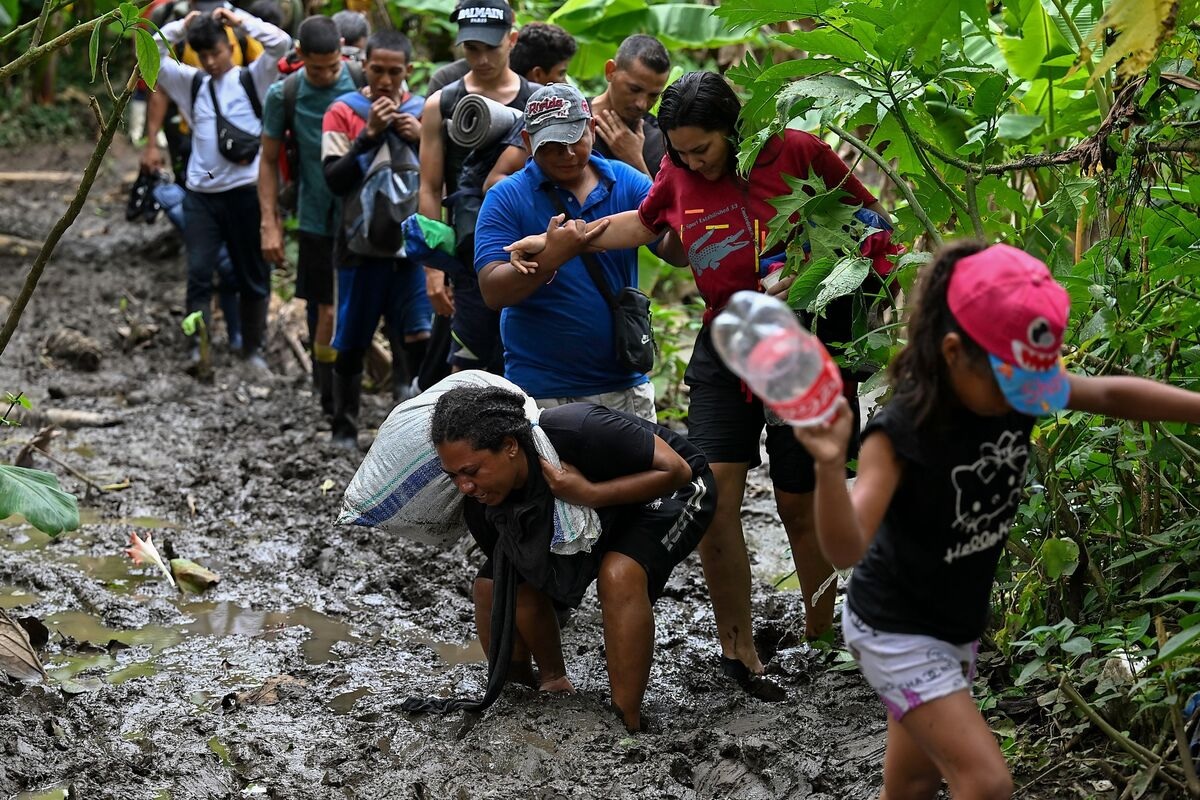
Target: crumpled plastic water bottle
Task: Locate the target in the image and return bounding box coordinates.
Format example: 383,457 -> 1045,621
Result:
712,291 -> 844,427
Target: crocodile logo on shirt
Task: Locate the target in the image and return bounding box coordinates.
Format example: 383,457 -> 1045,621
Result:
688,228 -> 750,273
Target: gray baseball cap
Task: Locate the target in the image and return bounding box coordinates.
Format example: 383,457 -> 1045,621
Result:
524,84 -> 592,155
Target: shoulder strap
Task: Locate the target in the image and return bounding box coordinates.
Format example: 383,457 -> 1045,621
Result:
347,60 -> 366,89
282,72 -> 301,133
191,71 -> 203,107
239,67 -> 263,119
399,93 -> 425,117
439,79 -> 465,121
542,186 -> 617,309
236,30 -> 249,66
342,90 -> 372,122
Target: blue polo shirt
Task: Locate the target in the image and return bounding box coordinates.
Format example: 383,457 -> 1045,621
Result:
474,154 -> 653,398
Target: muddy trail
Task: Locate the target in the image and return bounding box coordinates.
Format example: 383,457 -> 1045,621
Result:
0,139 -> 892,800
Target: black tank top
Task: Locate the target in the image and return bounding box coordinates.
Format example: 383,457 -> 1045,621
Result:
438,75 -> 539,195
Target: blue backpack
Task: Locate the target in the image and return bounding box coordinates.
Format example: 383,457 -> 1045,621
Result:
340,91 -> 424,259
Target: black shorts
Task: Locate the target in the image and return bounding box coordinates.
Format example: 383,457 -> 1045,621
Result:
477,470 -> 716,603
449,270 -> 503,372
684,326 -> 860,494
294,232 -> 335,305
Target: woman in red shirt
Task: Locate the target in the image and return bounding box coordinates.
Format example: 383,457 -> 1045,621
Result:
504,71 -> 892,688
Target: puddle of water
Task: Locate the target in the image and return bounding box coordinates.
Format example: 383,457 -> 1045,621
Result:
0,584 -> 40,609
44,610 -> 181,653
77,509 -> 181,529
69,443 -> 96,459
109,660 -> 157,684
69,554 -> 154,592
181,601 -> 358,664
0,524 -> 53,551
329,686 -> 371,714
10,784 -> 70,800
403,630 -> 487,667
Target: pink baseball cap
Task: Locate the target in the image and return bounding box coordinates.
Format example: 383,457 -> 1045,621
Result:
947,244 -> 1071,416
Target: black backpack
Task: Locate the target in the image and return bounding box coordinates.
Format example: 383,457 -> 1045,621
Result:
190,67 -> 262,164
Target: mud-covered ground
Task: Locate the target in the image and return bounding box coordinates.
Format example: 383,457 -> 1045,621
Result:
0,141 -> 1093,800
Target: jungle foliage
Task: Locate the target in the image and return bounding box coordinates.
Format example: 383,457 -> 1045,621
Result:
716,0 -> 1200,786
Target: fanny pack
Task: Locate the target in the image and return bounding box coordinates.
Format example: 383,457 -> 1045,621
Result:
192,68 -> 263,165
543,187 -> 656,374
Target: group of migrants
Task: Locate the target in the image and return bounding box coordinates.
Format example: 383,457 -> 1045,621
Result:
134,1 -> 1200,798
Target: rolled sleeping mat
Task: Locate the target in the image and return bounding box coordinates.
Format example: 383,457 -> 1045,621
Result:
447,94 -> 524,150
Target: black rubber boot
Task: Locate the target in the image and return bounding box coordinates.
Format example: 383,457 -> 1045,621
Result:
331,371 -> 362,450
314,360 -> 335,419
240,295 -> 270,372
388,335 -> 417,405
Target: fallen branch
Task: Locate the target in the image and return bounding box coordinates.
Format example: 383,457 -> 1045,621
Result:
283,329 -> 312,374
0,66 -> 139,360
1059,676 -> 1190,793
27,445 -> 107,495
0,172 -> 77,183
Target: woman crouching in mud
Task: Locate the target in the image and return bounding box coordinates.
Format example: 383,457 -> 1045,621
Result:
430,386 -> 715,731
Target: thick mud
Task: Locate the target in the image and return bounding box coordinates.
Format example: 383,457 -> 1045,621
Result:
2,140 -> 890,800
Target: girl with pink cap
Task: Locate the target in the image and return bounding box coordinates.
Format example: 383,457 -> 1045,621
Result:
794,241 -> 1200,800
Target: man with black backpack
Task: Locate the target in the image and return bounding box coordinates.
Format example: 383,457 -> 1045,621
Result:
418,0 -> 539,381
321,30 -> 430,449
259,15 -> 365,417
154,7 -> 291,372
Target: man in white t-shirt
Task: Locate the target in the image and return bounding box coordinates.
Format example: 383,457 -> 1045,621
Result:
154,7 -> 290,371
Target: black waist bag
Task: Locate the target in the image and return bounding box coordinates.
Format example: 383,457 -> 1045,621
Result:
544,187 -> 656,374
195,69 -> 263,166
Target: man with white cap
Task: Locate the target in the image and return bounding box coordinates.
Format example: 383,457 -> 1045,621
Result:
473,84 -> 661,421
417,0 -> 539,380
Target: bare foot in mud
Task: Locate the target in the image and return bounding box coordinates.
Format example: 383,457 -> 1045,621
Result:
538,675 -> 575,693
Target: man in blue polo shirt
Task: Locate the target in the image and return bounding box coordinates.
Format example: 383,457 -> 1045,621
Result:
474,83 -> 656,421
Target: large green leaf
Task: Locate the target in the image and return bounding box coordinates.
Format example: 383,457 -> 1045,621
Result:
774,28 -> 869,64
713,0 -> 835,27
0,0 -> 17,31
998,0 -> 1077,81
134,28 -> 161,90
811,255 -> 870,316
1041,537 -> 1080,580
647,4 -> 758,50
548,0 -> 649,39
0,465 -> 80,537
1152,623 -> 1200,664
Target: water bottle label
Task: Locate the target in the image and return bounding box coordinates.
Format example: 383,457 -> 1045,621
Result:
766,356 -> 843,425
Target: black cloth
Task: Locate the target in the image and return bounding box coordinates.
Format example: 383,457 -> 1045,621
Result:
684,325 -> 860,492
846,396 -> 1035,644
591,110 -> 667,178
401,543 -> 518,716
295,231 -> 334,304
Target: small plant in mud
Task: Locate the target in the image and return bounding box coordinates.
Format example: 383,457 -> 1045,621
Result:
181,311 -> 212,382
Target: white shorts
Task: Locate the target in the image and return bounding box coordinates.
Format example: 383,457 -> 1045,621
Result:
842,608 -> 979,721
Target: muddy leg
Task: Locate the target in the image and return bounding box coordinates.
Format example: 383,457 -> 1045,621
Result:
775,489 -> 836,639
596,552 -> 653,732
696,461 -> 763,673
473,577 -> 569,690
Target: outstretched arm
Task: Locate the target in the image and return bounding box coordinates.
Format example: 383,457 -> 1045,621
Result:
1067,374 -> 1200,423
794,397 -> 900,569
506,210 -> 659,274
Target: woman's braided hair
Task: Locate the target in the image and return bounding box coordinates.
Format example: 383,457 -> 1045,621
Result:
430,386 -> 537,454
889,240 -> 990,427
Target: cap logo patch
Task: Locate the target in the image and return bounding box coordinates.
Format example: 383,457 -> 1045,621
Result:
527,96 -> 570,121
457,6 -> 506,23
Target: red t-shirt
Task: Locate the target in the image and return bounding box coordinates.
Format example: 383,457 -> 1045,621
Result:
638,129 -> 876,323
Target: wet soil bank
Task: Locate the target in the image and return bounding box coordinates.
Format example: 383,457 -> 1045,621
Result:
0,141 -> 1064,800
